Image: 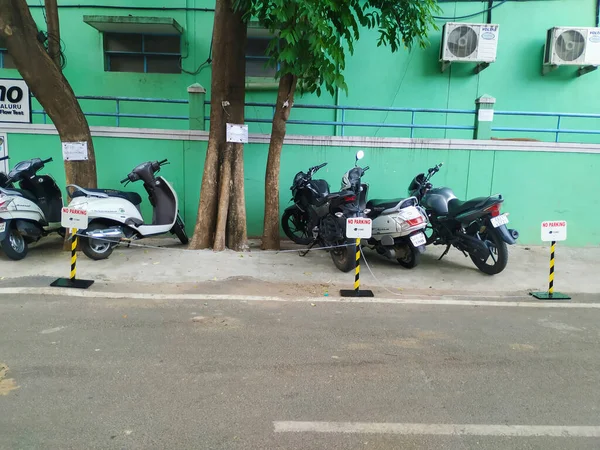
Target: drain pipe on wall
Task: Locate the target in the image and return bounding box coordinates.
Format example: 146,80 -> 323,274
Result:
597,0 -> 600,27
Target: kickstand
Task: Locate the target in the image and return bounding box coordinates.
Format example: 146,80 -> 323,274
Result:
438,245 -> 451,260
299,240 -> 317,257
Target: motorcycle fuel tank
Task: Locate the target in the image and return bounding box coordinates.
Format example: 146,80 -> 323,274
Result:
422,187 -> 457,216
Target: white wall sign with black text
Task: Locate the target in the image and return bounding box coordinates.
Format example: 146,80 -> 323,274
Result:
0,78 -> 31,124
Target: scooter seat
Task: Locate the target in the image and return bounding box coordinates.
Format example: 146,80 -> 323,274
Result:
72,188 -> 142,206
447,197 -> 491,217
1,188 -> 37,203
366,197 -> 405,210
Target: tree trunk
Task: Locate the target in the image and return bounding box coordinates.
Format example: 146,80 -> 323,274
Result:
261,73 -> 298,250
189,0 -> 247,251
43,0 -> 61,68
0,1 -> 97,190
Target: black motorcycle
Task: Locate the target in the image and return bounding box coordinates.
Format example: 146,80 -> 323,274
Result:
408,162 -> 519,275
282,152 -> 370,272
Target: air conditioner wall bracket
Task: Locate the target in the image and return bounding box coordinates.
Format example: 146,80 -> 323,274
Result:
578,65 -> 598,77
474,62 -> 490,74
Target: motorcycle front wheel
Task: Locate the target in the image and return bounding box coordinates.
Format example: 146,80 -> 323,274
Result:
330,239 -> 356,273
469,226 -> 508,275
282,207 -> 311,245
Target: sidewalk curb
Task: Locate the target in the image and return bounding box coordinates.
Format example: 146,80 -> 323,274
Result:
0,287 -> 597,308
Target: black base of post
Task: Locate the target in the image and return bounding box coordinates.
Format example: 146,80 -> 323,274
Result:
50,278 -> 95,289
529,291 -> 571,300
340,289 -> 374,298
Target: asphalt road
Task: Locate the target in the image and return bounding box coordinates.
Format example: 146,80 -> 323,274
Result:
1,293 -> 600,449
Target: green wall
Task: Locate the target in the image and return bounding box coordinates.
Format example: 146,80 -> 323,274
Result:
5,131 -> 600,247
7,0 -> 600,141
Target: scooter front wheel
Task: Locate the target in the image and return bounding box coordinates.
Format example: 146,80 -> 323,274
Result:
171,214 -> 189,245
80,223 -> 117,260
1,226 -> 28,260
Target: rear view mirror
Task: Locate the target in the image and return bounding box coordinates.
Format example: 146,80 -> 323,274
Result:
355,150 -> 364,161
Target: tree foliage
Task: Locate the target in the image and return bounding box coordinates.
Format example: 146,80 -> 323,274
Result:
234,0 -> 440,96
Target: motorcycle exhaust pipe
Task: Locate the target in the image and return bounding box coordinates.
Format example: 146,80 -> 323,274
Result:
509,229 -> 519,240
86,227 -> 125,241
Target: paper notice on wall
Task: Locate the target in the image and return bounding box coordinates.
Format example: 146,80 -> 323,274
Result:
226,123 -> 249,143
62,141 -> 88,161
478,109 -> 494,122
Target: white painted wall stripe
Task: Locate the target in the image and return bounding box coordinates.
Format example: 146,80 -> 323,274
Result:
0,287 -> 597,308
273,421 -> 600,437
1,123 -> 600,154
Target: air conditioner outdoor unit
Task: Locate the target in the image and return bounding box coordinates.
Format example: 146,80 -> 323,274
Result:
543,27 -> 600,75
440,22 -> 499,72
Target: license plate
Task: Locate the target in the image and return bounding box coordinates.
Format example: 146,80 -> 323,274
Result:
0,223 -> 5,233
410,232 -> 426,247
490,214 -> 509,228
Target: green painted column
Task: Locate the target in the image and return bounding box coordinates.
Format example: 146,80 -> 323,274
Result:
474,95 -> 496,140
187,83 -> 206,131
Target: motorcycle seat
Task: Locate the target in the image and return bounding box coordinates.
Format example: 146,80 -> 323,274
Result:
1,188 -> 38,204
72,188 -> 143,206
447,196 -> 492,216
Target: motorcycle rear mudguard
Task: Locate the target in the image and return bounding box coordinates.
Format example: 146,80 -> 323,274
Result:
493,223 -> 519,245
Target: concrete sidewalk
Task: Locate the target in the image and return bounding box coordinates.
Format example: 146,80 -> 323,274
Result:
0,235 -> 596,297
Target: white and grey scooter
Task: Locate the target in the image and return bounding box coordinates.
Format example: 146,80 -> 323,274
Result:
363,195 -> 429,268
66,159 -> 188,260
0,157 -> 65,260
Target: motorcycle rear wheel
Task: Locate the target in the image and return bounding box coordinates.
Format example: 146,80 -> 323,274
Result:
282,207 -> 312,245
469,227 -> 508,275
330,239 -> 356,273
395,243 -> 420,269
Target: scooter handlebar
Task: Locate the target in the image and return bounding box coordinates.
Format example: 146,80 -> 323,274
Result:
158,159 -> 168,165
0,155 -> 8,162
42,157 -> 53,164
120,176 -> 130,184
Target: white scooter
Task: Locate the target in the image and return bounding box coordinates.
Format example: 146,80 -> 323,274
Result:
66,159 -> 188,260
363,195 -> 429,268
0,157 -> 65,260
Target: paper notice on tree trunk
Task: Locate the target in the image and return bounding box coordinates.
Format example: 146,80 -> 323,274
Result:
62,141 -> 88,161
226,123 -> 249,143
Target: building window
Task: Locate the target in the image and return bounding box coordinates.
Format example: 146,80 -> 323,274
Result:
104,33 -> 181,74
246,36 -> 277,78
0,38 -> 16,69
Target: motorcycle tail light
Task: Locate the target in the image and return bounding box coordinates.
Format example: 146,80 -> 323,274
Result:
485,203 -> 501,217
344,195 -> 357,203
406,217 -> 424,226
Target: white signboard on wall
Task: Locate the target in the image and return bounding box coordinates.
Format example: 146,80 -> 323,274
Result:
0,78 -> 31,124
0,133 -> 7,174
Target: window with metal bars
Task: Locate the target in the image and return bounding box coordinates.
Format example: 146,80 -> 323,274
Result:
104,33 -> 181,74
0,37 -> 16,70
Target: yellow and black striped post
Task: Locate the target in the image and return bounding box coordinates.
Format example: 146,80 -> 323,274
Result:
70,228 -> 78,281
354,238 -> 361,293
548,240 -> 555,296
340,239 -> 374,298
50,228 -> 95,289
530,240 -> 570,300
